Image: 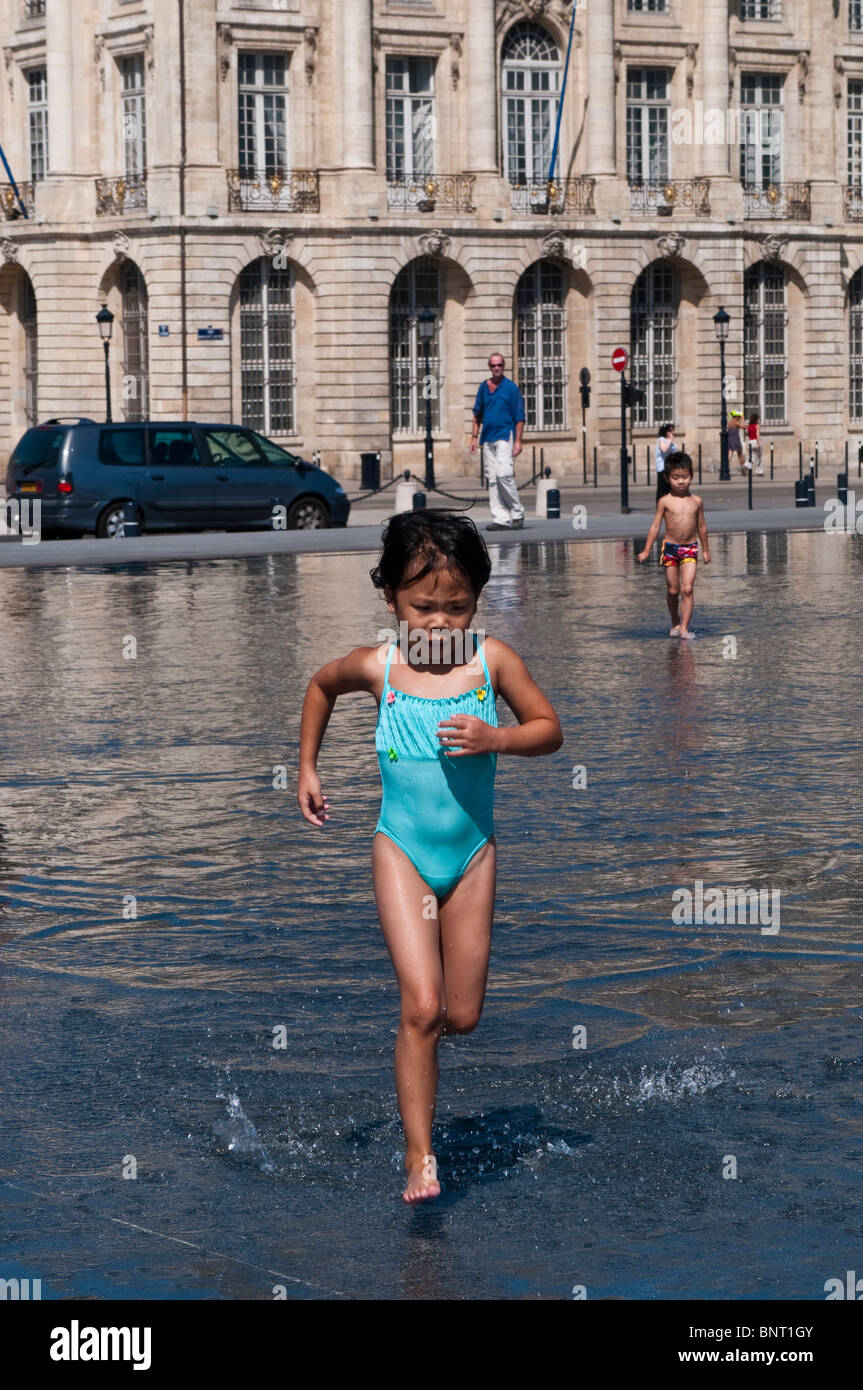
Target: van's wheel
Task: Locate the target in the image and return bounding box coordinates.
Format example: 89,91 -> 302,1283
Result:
285,497 -> 330,529
96,502 -> 141,538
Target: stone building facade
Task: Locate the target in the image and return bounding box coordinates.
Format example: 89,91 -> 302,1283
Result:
0,0 -> 861,479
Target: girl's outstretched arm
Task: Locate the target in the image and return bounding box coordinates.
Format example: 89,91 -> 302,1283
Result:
297,647 -> 378,826
637,498 -> 667,562
492,639 -> 563,757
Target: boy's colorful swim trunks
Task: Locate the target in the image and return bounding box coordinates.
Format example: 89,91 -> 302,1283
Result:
660,539 -> 698,567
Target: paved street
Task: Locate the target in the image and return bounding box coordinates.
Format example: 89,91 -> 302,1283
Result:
0,472 -> 846,568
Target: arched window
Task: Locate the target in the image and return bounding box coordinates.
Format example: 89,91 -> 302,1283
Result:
850,269 -> 863,423
390,258 -> 442,435
121,260 -> 149,422
22,274 -> 37,427
744,261 -> 786,425
502,23 -> 561,186
630,261 -> 676,426
239,257 -> 295,435
515,261 -> 566,431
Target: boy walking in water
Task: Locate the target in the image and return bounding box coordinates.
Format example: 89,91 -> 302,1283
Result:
637,453 -> 710,639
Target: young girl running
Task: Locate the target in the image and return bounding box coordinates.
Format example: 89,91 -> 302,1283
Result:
297,511 -> 563,1203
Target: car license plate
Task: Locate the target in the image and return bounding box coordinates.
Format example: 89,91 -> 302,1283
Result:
19,482 -> 37,492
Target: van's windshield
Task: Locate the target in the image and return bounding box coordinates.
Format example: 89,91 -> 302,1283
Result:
13,429 -> 66,473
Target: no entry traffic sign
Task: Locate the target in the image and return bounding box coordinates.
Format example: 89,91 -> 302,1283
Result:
612,347 -> 628,372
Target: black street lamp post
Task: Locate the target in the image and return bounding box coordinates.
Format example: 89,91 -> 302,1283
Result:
714,305 -> 731,482
96,302 -> 115,424
418,305 -> 436,491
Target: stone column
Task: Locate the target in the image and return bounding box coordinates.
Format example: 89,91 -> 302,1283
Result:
586,0 -> 615,175
342,0 -> 374,168
46,0 -> 75,175
467,0 -> 497,173
701,0 -> 730,178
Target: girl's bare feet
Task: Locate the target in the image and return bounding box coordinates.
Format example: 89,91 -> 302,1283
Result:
679,629 -> 695,641
669,625 -> 680,637
403,1153 -> 441,1203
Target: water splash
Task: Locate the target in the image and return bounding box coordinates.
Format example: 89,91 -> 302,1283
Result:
212,1086 -> 275,1174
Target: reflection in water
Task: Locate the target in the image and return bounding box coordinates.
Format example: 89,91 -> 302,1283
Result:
0,532 -> 861,1300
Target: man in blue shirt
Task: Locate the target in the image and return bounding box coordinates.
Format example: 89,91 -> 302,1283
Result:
470,353 -> 526,530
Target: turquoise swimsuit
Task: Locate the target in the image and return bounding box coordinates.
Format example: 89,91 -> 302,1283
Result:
374,635 -> 499,897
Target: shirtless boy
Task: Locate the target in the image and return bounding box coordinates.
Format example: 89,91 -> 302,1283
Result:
637,453 -> 710,639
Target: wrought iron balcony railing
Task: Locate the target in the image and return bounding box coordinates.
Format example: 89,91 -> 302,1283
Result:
387,174 -> 476,213
845,186 -> 863,222
0,181 -> 34,220
743,182 -> 811,220
227,168 -> 320,213
95,174 -> 147,216
509,177 -> 596,215
628,178 -> 711,216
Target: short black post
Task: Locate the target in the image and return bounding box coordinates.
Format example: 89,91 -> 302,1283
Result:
838,471 -> 848,506
593,445 -> 597,488
770,440 -> 774,480
120,499 -> 141,537
698,442 -> 702,484
747,463 -> 753,511
815,441 -> 819,479
794,479 -> 808,507
412,490 -> 427,510
546,487 -> 560,519
807,467 -> 815,508
798,441 -> 803,480
531,445 -> 536,485
845,440 -> 849,480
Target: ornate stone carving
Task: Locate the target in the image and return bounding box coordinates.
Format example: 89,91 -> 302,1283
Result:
372,29 -> 381,75
4,48 -> 14,101
496,0 -> 574,30
728,47 -> 738,103
541,232 -> 567,260
656,232 -> 686,259
144,25 -> 154,74
685,44 -> 697,99
112,231 -> 131,262
94,35 -> 106,92
417,229 -> 451,259
835,55 -> 845,109
570,244 -> 588,272
759,233 -> 789,263
2,238 -> 19,264
260,229 -> 293,259
797,51 -> 809,103
304,28 -> 317,85
450,34 -> 462,91
614,43 -> 623,89
217,25 -> 232,82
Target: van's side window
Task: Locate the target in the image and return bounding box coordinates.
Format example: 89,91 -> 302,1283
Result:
148,429 -> 202,467
99,429 -> 145,466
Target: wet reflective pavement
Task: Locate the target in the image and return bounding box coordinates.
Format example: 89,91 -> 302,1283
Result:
1,528 -> 861,1298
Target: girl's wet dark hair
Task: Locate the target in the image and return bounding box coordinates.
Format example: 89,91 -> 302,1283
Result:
370,509 -> 492,600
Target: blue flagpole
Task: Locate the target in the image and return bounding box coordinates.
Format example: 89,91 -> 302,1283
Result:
0,141 -> 29,218
547,1 -> 578,191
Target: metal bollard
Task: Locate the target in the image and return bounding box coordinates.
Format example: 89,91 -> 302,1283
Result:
806,470 -> 815,507
412,491 -> 426,510
593,445 -> 597,487
770,440 -> 774,479
794,479 -> 809,508
121,499 -> 141,537
697,443 -> 702,484
838,471 -> 848,506
747,466 -> 753,511
546,487 -> 560,519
